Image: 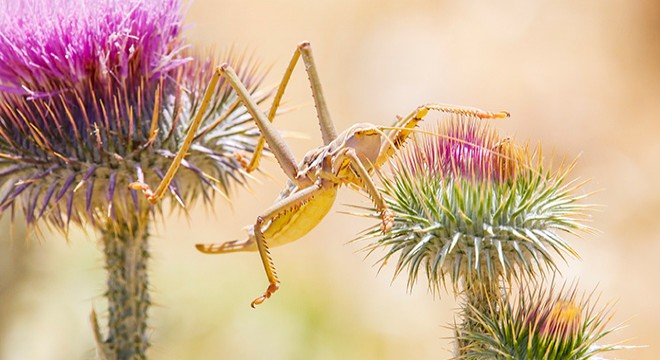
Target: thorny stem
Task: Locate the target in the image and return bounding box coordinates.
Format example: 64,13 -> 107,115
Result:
97,215 -> 151,360
456,277 -> 503,357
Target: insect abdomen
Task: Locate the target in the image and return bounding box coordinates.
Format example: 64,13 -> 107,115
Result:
263,186 -> 338,248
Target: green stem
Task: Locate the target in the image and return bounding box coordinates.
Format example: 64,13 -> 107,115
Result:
100,216 -> 150,360
456,277 -> 502,357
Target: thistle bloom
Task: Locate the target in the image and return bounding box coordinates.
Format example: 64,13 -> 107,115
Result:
0,0 -> 266,229
458,282 -> 622,359
0,0 -> 268,357
356,116 -> 590,293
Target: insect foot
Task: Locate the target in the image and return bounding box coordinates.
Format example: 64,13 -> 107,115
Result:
128,181 -> 158,204
251,282 -> 280,308
380,209 -> 394,233
232,149 -> 252,171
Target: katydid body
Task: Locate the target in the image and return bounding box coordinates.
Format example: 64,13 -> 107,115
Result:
197,122 -> 384,253
130,41 -> 509,307
203,179 -> 338,253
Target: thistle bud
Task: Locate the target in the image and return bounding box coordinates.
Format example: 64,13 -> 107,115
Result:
355,115 -> 591,293
458,282 -> 623,359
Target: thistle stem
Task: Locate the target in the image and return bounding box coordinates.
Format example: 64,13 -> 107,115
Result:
457,278 -> 502,357
101,216 -> 150,359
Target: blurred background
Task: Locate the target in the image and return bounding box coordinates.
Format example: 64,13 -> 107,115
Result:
2,0 -> 659,358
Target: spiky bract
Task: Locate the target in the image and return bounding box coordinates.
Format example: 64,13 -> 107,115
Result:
356,116 -> 591,293
457,282 -> 621,360
0,0 -> 269,232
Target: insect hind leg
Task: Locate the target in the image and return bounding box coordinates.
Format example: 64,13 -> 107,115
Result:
195,236 -> 257,254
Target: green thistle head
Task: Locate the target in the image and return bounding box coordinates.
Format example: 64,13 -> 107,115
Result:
355,115 -> 591,293
0,0 -> 269,232
457,282 -> 623,359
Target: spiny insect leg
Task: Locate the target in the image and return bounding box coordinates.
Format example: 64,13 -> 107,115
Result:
339,148 -> 393,232
375,103 -> 510,168
129,67 -> 225,203
250,178 -> 332,307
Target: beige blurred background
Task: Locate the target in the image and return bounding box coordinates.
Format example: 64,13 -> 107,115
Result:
2,0 -> 659,359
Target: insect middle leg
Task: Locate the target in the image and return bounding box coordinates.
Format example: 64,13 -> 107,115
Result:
244,41 -> 338,172
130,51 -> 310,202
214,45 -> 347,185
131,41 -> 340,203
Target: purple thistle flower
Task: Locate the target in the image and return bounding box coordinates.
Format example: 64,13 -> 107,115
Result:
396,117 -> 522,182
0,1 -> 271,357
0,0 -> 186,97
0,0 -> 269,231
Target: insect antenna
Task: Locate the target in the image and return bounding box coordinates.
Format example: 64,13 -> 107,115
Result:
375,124 -> 578,187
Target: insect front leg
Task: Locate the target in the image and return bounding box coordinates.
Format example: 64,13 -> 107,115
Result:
248,178 -> 333,307
374,103 -> 510,168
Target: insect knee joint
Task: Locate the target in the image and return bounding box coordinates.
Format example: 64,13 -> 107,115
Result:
217,63 -> 230,74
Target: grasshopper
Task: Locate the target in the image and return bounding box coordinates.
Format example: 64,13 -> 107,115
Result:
130,41 -> 509,307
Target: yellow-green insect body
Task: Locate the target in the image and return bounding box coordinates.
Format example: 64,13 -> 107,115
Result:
201,181 -> 338,253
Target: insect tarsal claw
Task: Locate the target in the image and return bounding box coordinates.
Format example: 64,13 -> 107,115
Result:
232,150 -> 252,171
251,282 -> 280,308
380,209 -> 394,233
128,181 -> 157,204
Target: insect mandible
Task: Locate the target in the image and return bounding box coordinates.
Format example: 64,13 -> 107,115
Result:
130,41 -> 509,307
